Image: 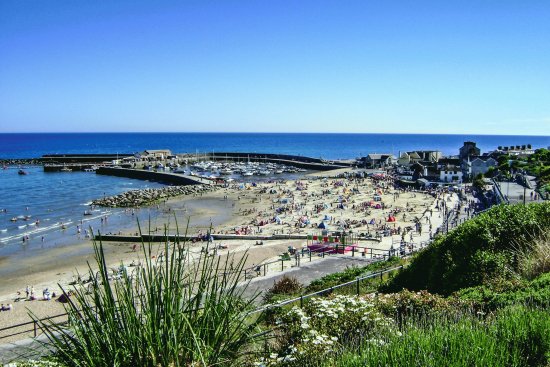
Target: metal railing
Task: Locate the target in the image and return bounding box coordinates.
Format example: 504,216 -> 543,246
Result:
249,265 -> 405,314
0,242 -> 419,342
0,262 -> 406,342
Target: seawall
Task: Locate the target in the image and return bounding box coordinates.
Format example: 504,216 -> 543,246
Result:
207,152 -> 351,170
96,167 -> 212,185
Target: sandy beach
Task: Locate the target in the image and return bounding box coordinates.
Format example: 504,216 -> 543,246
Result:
0,170 -> 458,340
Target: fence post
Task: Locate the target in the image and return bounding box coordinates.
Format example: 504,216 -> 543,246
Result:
309,249 -> 312,262
380,271 -> 383,283
34,320 -> 37,337
356,278 -> 360,295
370,248 -> 373,259
263,264 -> 266,276
300,295 -> 304,308
352,246 -> 355,257
281,259 -> 284,271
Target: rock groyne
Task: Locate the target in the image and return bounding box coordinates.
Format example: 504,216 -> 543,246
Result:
92,184 -> 217,207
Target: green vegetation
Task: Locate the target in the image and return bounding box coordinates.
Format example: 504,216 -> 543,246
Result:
305,256 -> 403,294
329,305 -> 550,367
34,223 -> 263,367
21,203 -> 550,366
496,148 -> 550,197
457,272 -> 550,310
381,203 -> 550,295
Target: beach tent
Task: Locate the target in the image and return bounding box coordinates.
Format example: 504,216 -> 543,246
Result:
324,214 -> 332,221
318,222 -> 328,229
387,216 -> 396,222
274,216 -> 282,224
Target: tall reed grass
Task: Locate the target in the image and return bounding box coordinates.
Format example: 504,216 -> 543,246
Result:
34,221 -> 263,366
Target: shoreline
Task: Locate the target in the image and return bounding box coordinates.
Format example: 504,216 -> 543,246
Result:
0,172 -> 460,340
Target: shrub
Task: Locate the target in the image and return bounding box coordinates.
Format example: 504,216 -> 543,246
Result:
263,276 -> 303,303
382,203 -> 550,295
374,289 -> 474,320
261,295 -> 398,366
456,272 -> 550,310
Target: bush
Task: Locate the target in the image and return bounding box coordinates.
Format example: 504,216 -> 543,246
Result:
456,272 -> 550,310
263,275 -> 303,303
374,289 -> 474,320
381,203 -> 550,295
261,295 -> 398,366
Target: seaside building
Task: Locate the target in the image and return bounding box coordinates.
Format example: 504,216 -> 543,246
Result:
494,145 -> 535,157
360,154 -> 397,168
398,150 -> 442,167
467,156 -> 498,178
439,165 -> 463,183
141,149 -> 173,160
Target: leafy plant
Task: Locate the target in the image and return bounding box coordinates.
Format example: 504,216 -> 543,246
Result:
33,221 -> 264,367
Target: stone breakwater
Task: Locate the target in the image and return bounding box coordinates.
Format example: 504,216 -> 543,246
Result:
92,184 -> 218,207
0,158 -> 41,165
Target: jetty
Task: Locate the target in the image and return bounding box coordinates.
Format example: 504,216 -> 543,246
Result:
95,167 -> 212,185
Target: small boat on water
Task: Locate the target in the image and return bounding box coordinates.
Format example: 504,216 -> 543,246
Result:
18,169 -> 28,175
60,167 -> 72,172
10,217 -> 18,222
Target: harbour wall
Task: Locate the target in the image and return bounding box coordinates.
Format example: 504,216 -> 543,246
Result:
96,167 -> 211,185
40,154 -> 133,163
206,152 -> 351,170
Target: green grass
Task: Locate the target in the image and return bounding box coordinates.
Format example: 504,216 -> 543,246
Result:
33,221 -> 264,367
328,305 -> 550,367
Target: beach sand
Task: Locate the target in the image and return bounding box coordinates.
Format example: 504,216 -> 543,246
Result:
0,171 -> 456,340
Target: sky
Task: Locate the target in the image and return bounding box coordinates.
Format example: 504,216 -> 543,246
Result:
1,1 -> 549,135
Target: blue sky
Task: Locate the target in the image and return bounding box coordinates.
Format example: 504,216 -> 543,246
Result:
1,1 -> 549,135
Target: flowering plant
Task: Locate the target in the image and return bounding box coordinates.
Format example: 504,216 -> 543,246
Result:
262,295 -> 397,366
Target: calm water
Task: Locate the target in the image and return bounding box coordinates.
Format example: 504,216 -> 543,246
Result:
0,165 -> 165,252
0,133 -> 548,260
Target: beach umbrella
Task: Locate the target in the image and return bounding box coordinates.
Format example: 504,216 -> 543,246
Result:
318,222 -> 327,229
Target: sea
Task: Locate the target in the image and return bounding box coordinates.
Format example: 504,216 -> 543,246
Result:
0,133 -> 548,264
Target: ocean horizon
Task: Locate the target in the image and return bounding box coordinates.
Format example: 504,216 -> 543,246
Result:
1,132 -> 549,160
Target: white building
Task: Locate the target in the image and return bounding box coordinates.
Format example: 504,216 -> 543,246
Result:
440,167 -> 463,183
